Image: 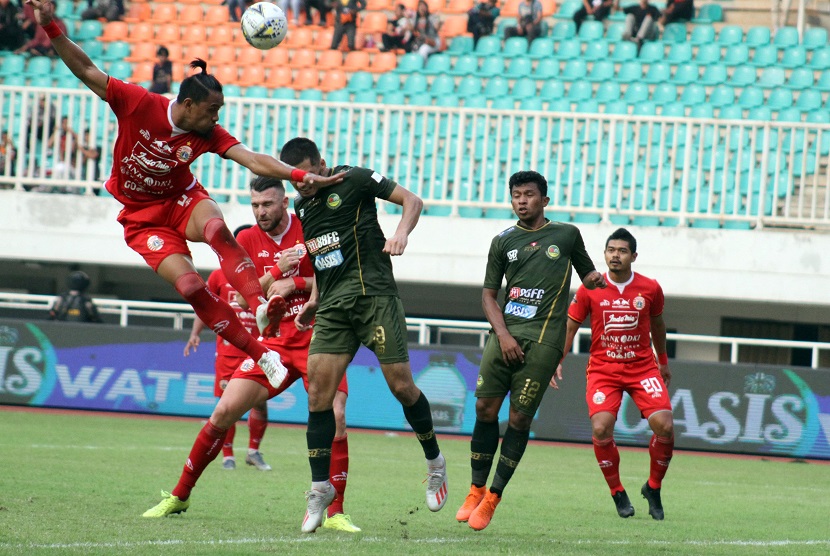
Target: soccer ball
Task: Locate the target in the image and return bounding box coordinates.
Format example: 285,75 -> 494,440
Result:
240,2 -> 288,50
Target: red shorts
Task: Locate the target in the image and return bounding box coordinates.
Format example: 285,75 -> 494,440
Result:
116,184 -> 213,271
231,341 -> 349,398
585,359 -> 672,419
214,353 -> 247,397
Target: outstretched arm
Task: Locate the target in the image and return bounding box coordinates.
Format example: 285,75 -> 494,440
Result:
383,185 -> 423,256
27,0 -> 108,100
224,144 -> 345,187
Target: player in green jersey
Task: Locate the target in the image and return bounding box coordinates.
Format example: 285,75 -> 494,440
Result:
279,138 -> 449,533
456,170 -> 607,531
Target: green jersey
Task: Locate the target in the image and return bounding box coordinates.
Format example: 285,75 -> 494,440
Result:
294,165 -> 399,308
483,220 -> 597,349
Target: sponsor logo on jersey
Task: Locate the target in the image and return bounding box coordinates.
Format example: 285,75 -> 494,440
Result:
593,390 -> 606,404
151,140 -> 173,154
146,235 -> 164,251
633,295 -> 646,310
546,245 -> 561,259
600,299 -> 610,306
504,301 -> 538,319
258,250 -> 270,258
498,226 -> 515,237
299,208 -> 304,218
139,129 -> 150,140
603,310 -> 639,332
524,242 -> 540,252
509,287 -> 545,300
176,145 -> 193,162
476,374 -> 484,388
612,298 -> 631,308
326,193 -> 342,208
314,249 -> 344,271
130,141 -> 176,175
507,249 -> 518,262
306,232 -> 340,253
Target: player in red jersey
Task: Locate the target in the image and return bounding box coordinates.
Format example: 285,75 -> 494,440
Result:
553,228 -> 674,521
27,0 -> 343,390
183,225 -> 273,472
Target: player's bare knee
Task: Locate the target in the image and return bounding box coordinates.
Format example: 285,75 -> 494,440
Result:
591,421 -> 615,439
475,398 -> 501,422
507,411 -> 532,431
649,412 -> 674,437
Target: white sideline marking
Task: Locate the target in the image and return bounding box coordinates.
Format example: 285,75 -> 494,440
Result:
2,538 -> 828,550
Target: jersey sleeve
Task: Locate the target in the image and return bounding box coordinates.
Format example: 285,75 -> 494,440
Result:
106,78 -> 149,118
482,236 -> 505,290
569,228 -> 598,281
210,125 -> 241,157
567,285 -> 590,323
650,280 -> 665,317
354,166 -> 398,200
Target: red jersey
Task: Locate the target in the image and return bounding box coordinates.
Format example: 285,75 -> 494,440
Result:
568,272 -> 664,366
236,213 -> 313,347
206,269 -> 257,358
104,78 -> 239,207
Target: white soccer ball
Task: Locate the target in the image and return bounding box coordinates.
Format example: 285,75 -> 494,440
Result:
241,2 -> 288,50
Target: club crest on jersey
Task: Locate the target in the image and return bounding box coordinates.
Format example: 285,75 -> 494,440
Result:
633,296 -> 646,310
326,193 -> 342,208
147,235 -> 164,251
593,390 -> 606,404
295,245 -> 307,256
546,245 -> 561,259
476,375 -> 484,388
240,358 -> 255,372
176,145 -> 193,162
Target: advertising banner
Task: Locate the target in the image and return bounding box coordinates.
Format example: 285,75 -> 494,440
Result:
1,318 -> 828,460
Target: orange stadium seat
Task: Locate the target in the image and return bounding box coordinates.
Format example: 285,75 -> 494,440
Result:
182,25 -> 208,44
213,64 -> 240,84
365,0 -> 392,10
289,48 -> 317,69
317,49 -> 344,71
400,0 -> 419,10
265,66 -> 294,88
343,50 -> 371,72
148,4 -> 178,24
285,27 -> 314,48
205,5 -> 230,24
155,24 -> 183,44
319,69 -> 348,92
125,42 -> 157,63
210,24 -> 236,46
172,62 -> 187,82
127,22 -> 154,43
123,3 -> 151,23
166,43 -> 184,63
179,0 -> 205,5
130,61 -> 155,82
99,21 -> 128,42
501,0 -> 522,17
439,15 -> 470,39
292,68 -> 320,90
237,47 -> 263,66
183,44 -> 210,63
262,47 -> 291,68
361,12 -> 390,34
540,0 -> 556,15
310,27 -> 335,50
212,45 -> 238,65
426,0 -> 444,13
446,0 -> 475,14
178,5 -> 205,24
368,51 -> 397,73
238,64 -> 267,87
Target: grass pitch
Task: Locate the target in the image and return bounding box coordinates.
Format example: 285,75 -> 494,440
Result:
0,407 -> 828,555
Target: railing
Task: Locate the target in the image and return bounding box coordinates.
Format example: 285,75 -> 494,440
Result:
2,86 -> 830,229
2,291 -> 830,368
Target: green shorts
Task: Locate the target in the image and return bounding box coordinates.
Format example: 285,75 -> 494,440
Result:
309,295 -> 410,364
475,333 -> 563,417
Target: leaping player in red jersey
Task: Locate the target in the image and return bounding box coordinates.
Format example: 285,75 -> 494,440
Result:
143,177 -> 360,532
26,0 -> 343,391
552,228 -> 674,520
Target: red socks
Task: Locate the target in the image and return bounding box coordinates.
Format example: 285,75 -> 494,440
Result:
222,424 -> 236,458
172,421 -> 228,501
247,408 -> 268,451
648,434 -> 674,489
593,436 -> 623,494
327,435 -> 349,517
202,217 -> 264,313
174,272 -> 267,362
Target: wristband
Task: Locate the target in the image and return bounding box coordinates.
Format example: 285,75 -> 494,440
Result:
43,21 -> 63,39
269,265 -> 282,279
290,169 -> 308,182
657,352 -> 668,365
293,277 -> 305,291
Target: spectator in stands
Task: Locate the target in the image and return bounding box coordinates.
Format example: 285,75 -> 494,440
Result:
15,1 -> 66,57
81,0 -> 124,22
277,0 -> 304,26
380,3 -> 414,52
0,129 -> 16,176
0,0 -> 26,51
305,0 -> 332,26
466,0 -> 500,47
48,271 -> 103,323
621,0 -> 660,50
27,96 -> 57,146
149,46 -> 173,95
47,115 -> 77,180
659,0 -> 693,26
76,127 -> 102,185
330,0 -> 365,51
411,0 -> 442,62
505,0 -> 543,43
19,1 -> 37,41
573,0 -> 614,33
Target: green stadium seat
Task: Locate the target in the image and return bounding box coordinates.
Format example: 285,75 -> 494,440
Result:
223,84 -> 242,97
747,106 -> 773,121
428,74 -> 455,97
586,60 -> 614,82
510,77 -> 537,99
551,19 -> 577,38
668,42 -> 693,64
394,53 -> 424,74
746,26 -> 771,48
533,57 -> 560,79
562,58 -> 587,80
631,100 -> 656,116
690,102 -> 714,119
474,55 -> 504,78
780,45 -> 807,69
0,54 -> 25,76
690,24 -> 716,47
694,43 -> 721,65
700,64 -> 727,86
483,76 -> 509,99
496,17 -> 517,38
491,97 -> 515,110
566,79 -> 593,102
101,41 -> 130,62
402,73 -> 428,96
503,36 -> 529,58
605,99 -> 628,114
456,75 -> 483,98
652,82 -> 677,105
449,54 -> 479,76
519,97 -> 544,111
354,90 -> 379,103
447,35 -> 474,55
638,41 -> 664,63
435,93 -> 460,108
795,89 -> 822,111
723,43 -> 749,66
606,22 -> 624,42
708,85 -> 735,108
616,60 -> 643,82
505,57 -> 533,78
623,82 -> 649,103
773,26 -> 799,48
717,25 -> 744,47
595,81 -> 621,103
728,65 -> 757,87
23,55 -> 52,78
643,62 -> 671,84
751,45 -> 779,68
539,79 -> 565,102
767,88 -> 793,110
475,35 -> 501,57
374,72 -> 401,93
738,86 -> 764,109
381,90 -> 406,105
326,89 -> 351,102
422,53 -> 451,75
662,23 -> 687,44
815,69 -> 830,91
527,37 -> 555,59
809,46 -> 830,70
346,71 -> 374,92
758,67 -> 786,88
575,99 -> 600,114
610,41 -> 637,63
718,104 -> 743,120
272,87 -> 296,100
74,20 -> 103,41
28,76 -> 53,88
785,67 -> 814,90
247,86 -> 272,98
582,40 -> 609,62
554,38 -> 582,60
695,4 -> 723,23
578,20 -> 604,42
672,62 -> 699,85
81,40 -> 104,60
108,61 -> 132,80
803,27 -> 827,50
